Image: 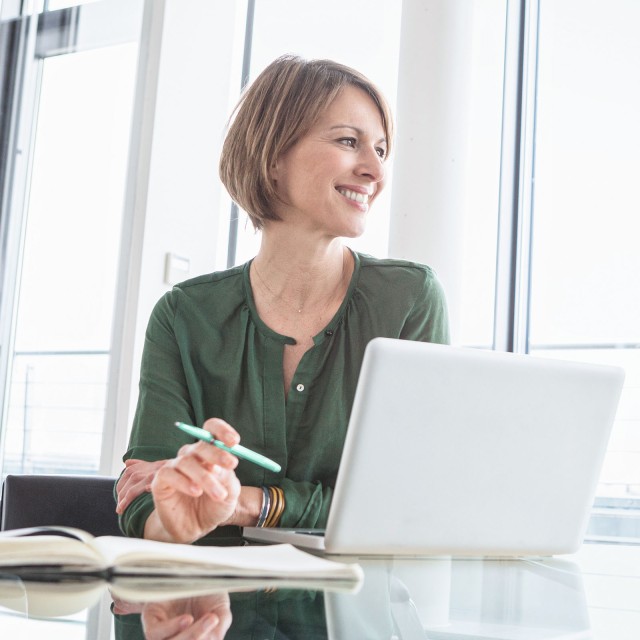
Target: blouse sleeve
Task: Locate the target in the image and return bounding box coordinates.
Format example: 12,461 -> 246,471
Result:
118,290 -> 196,538
276,481 -> 334,529
400,267 -> 451,345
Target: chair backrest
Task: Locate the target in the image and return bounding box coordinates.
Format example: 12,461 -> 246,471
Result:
0,474 -> 123,537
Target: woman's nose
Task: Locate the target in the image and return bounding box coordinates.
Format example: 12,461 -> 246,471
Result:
356,147 -> 385,183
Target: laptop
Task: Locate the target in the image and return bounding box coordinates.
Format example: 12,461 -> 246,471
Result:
243,338 -> 625,556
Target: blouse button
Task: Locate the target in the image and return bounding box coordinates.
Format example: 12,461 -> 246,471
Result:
296,383 -> 305,392
325,329 -> 334,336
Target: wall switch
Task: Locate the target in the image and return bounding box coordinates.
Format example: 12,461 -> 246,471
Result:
164,252 -> 190,285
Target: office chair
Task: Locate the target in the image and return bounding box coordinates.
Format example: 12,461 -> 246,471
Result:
0,474 -> 123,537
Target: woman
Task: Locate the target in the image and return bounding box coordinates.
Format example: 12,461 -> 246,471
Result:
117,55 -> 449,545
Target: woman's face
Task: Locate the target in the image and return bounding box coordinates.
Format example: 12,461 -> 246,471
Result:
271,85 -> 387,239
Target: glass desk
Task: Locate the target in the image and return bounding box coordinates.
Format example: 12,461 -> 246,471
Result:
1,542 -> 639,639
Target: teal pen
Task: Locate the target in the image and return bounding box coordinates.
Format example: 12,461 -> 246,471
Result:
174,422 -> 281,473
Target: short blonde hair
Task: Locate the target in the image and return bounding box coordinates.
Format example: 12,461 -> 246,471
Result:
219,55 -> 394,230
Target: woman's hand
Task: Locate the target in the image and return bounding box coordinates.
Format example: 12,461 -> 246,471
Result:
141,593 -> 232,640
145,419 -> 242,544
116,458 -> 167,515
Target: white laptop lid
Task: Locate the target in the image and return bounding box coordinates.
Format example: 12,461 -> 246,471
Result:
245,338 -> 625,556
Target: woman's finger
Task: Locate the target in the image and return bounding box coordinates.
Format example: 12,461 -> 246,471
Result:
142,607 -> 194,640
202,418 -> 240,448
116,459 -> 166,514
152,462 -> 205,500
154,456 -> 233,502
179,440 -> 238,471
183,612 -> 221,639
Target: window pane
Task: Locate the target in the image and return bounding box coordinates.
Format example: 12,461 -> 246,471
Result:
2,43 -> 138,475
4,353 -> 108,474
529,0 -> 640,499
14,46 -> 137,352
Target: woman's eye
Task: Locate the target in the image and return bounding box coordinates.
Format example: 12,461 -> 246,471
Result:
376,147 -> 387,159
338,137 -> 357,148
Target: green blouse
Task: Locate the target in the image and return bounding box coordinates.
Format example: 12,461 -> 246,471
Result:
119,251 -> 450,544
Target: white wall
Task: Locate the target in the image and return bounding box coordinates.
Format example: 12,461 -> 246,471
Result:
103,0 -> 245,474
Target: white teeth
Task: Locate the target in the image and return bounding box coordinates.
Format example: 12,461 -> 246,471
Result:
338,188 -> 369,204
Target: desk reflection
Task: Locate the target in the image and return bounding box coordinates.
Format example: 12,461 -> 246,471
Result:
1,554 -> 593,639
111,555 -> 591,639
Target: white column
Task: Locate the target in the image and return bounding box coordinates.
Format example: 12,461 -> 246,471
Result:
389,0 -> 475,344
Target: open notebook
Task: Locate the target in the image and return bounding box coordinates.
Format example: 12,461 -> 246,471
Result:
244,338 -> 625,556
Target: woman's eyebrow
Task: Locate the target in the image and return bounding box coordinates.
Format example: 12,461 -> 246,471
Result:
328,124 -> 387,145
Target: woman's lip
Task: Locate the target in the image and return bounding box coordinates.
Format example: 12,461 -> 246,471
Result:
336,184 -> 373,196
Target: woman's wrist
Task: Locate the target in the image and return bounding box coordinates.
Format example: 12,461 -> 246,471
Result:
144,509 -> 212,545
144,487 -> 265,540
222,486 -> 263,527
143,509 -> 188,543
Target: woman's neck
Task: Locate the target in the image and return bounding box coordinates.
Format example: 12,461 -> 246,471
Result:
251,230 -> 355,396
251,233 -> 352,314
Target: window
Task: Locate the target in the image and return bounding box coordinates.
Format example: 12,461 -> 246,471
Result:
0,1 -> 142,477
527,0 -> 640,513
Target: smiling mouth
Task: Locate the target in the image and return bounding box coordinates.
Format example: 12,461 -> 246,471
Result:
337,188 -> 370,204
